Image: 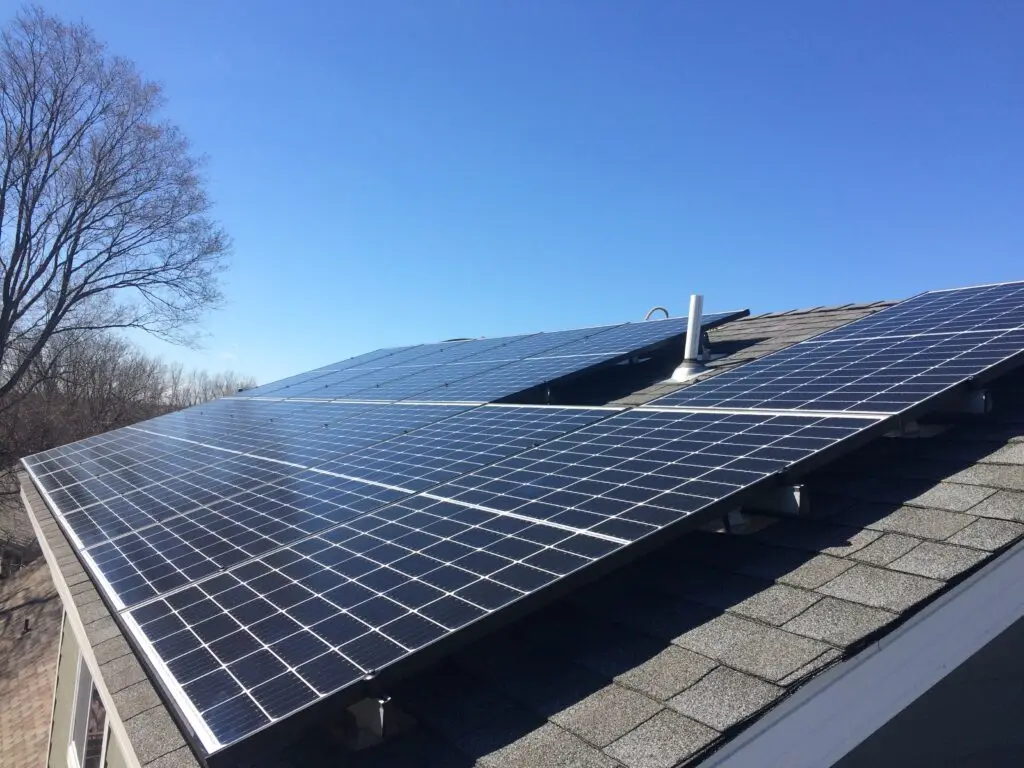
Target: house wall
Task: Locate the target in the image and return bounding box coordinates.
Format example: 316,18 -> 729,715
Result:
46,607 -> 134,768
835,615 -> 1024,767
48,613 -> 80,767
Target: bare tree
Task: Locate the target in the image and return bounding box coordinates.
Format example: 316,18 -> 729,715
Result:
0,7 -> 228,403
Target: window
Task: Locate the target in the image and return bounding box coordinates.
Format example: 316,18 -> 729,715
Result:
68,657 -> 108,768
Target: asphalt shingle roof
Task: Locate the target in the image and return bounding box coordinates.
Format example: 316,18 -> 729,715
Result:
15,301 -> 1024,768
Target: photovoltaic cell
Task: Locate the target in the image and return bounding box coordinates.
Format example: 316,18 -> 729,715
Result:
83,470 -> 411,607
409,355 -> 613,403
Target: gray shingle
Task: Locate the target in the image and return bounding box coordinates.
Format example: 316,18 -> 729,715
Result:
755,520 -> 881,557
615,645 -> 717,702
948,464 -> 1024,492
482,723 -> 619,768
77,599 -> 109,626
668,666 -> 782,732
728,584 -> 821,626
776,554 -> 856,589
946,518 -> 1024,550
867,506 -> 975,540
100,651 -> 148,694
111,679 -> 162,721
850,533 -> 922,565
551,684 -> 662,748
673,613 -> 830,683
782,597 -> 895,647
905,482 -> 995,512
967,490 -> 1024,522
142,746 -> 202,768
778,647 -> 843,686
888,541 -> 987,580
93,634 -> 132,666
122,707 -> 188,765
82,616 -> 123,647
979,443 -> 1024,464
817,564 -> 942,611
603,710 -> 718,768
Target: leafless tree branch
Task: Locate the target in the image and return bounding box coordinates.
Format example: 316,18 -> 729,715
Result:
0,7 -> 229,401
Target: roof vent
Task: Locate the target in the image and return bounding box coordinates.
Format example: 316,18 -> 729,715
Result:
672,294 -> 709,382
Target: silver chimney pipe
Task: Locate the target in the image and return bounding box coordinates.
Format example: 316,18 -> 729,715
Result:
672,293 -> 707,382
683,294 -> 704,361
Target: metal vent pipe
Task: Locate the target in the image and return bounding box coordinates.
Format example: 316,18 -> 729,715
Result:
684,294 -> 704,361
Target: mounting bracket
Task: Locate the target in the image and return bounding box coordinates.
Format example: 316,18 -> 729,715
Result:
744,484 -> 807,517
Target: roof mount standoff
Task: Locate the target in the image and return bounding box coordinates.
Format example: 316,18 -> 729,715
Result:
672,294 -> 708,382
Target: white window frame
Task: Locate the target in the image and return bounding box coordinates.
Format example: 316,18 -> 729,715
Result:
67,652 -> 110,768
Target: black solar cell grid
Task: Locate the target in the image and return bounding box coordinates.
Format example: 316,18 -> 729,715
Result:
133,401 -> 467,465
236,311 -> 747,406
429,408 -> 876,541
812,281 -> 1024,342
123,493 -> 623,750
316,406 -> 612,490
407,355 -> 608,402
239,345 -> 418,397
656,318 -> 1024,413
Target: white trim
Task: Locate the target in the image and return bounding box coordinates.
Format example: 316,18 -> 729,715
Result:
21,485 -> 145,768
699,537 -> 1024,768
637,405 -> 889,421
43,608 -> 67,767
68,652 -> 88,768
802,327 -> 1024,345
419,493 -> 630,546
927,279 -> 1024,293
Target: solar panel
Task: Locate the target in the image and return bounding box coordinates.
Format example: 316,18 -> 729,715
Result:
315,405 -> 613,490
120,493 -> 630,752
107,407 -> 872,757
239,345 -> 419,398
238,310 -> 749,405
25,402 -> 612,608
428,409 -> 877,539
655,283 -> 1024,413
132,401 -> 467,465
812,281 -> 1024,342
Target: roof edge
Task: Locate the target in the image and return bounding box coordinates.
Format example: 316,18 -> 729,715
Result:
696,535 -> 1024,768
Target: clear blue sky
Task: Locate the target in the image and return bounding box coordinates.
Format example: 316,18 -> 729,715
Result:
32,1 -> 1024,384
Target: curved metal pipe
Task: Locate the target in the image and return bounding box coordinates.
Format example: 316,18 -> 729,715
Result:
644,306 -> 670,320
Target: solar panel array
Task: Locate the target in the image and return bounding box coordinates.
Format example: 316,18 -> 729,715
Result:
21,283 -> 1024,763
239,311 -> 746,404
